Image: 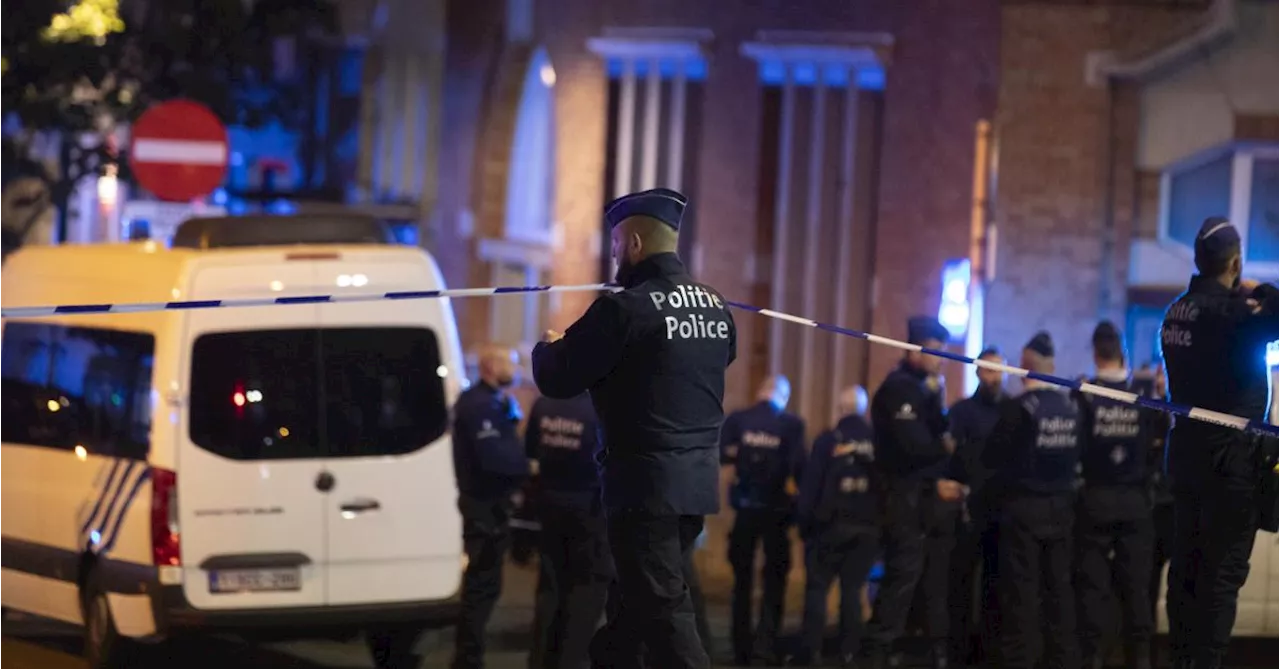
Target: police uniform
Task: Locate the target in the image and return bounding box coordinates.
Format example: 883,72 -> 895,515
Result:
526,393 -> 610,669
452,381 -> 529,669
943,381 -> 1004,666
531,188 -> 736,669
1075,325 -> 1157,669
1143,386 -> 1174,644
795,413 -> 880,667
981,332 -> 1081,669
864,316 -> 959,667
720,400 -> 806,663
1160,219 -> 1279,669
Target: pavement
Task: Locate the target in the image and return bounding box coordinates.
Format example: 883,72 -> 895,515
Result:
3,558 -> 1276,668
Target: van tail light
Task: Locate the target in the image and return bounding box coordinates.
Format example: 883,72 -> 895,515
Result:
151,467 -> 181,566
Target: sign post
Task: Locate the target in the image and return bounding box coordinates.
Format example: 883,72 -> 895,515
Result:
128,99 -> 229,202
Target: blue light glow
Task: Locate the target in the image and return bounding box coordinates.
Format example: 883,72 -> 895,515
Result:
938,258 -> 972,341
1268,340 -> 1278,368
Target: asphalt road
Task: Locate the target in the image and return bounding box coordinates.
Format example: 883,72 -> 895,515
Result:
4,560 -> 1277,668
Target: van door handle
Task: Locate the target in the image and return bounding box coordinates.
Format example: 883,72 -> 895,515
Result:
339,498 -> 381,514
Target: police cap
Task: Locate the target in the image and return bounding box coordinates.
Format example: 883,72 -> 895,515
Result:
1025,331 -> 1055,358
604,188 -> 688,232
907,316 -> 949,345
1194,216 -> 1241,264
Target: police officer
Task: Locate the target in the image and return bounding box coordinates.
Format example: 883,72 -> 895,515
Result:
452,345 -> 531,669
720,374 -> 806,665
1160,217 -> 1278,669
525,391 -> 610,669
864,316 -> 958,669
531,187 -> 736,669
940,346 -> 1006,667
960,332 -> 1081,669
1075,322 -> 1155,669
795,386 -> 880,668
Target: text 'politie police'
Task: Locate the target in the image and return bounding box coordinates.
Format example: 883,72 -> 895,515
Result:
649,284 -> 733,341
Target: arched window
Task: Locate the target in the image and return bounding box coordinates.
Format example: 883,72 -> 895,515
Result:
503,46 -> 556,245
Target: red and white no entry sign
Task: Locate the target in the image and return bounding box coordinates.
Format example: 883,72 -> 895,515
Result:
128,99 -> 229,202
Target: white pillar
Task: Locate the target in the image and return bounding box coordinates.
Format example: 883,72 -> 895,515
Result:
666,63 -> 688,191
640,59 -> 662,190
830,71 -> 861,408
768,67 -> 798,377
613,59 -> 638,197
800,70 -> 828,421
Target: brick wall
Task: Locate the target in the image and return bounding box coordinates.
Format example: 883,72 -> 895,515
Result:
988,2 -> 1203,379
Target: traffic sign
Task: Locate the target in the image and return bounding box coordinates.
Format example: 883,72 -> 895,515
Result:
128,99 -> 229,202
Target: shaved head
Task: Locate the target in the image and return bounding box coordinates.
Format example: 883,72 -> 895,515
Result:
478,343 -> 519,388
837,385 -> 868,421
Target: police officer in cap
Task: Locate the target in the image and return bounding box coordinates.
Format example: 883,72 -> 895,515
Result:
1160,217 -> 1278,669
525,391 -> 610,669
961,332 -> 1081,669
864,316 -> 958,669
452,344 -> 531,669
796,386 -> 880,668
1075,321 -> 1155,669
720,374 -> 806,665
532,187 -> 736,669
939,346 -> 1007,667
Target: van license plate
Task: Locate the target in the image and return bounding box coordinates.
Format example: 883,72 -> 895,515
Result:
208,568 -> 301,594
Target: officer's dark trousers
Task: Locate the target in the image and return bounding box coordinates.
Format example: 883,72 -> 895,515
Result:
1149,501 -> 1175,625
590,511 -> 709,669
454,495 -> 514,669
1075,485 -> 1154,663
998,493 -> 1078,669
728,507 -> 791,659
530,502 -> 611,669
948,505 -> 999,664
1167,440 -> 1260,669
800,522 -> 879,661
866,479 -> 958,651
599,555 -> 712,668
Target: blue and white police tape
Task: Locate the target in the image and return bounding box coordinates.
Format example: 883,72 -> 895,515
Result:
3,282 -> 1275,438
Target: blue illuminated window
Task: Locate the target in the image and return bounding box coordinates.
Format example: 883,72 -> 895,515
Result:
938,258 -> 971,342
1166,152 -> 1232,248
1247,158 -> 1278,264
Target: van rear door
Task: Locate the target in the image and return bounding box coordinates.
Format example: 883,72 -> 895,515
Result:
178,263 -> 329,610
315,257 -> 463,606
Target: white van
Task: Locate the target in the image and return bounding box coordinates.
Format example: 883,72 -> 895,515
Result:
1,215 -> 467,668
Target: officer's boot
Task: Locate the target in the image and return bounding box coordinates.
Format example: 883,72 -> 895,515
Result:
1082,654 -> 1104,669
1127,641 -> 1152,669
839,653 -> 861,669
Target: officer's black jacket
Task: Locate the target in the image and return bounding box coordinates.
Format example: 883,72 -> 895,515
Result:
719,401 -> 806,510
1161,277 -> 1278,457
525,393 -> 602,510
1078,373 -> 1154,487
531,253 -> 737,515
981,384 -> 1082,497
452,382 -> 528,499
871,362 -> 950,481
797,414 -> 878,530
943,389 -> 1003,500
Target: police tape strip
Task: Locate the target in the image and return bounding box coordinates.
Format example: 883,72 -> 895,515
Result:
3,282 -> 1276,438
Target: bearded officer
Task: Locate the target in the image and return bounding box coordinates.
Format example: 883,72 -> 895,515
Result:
451,345 -> 530,669
531,187 -> 737,669
864,316 -> 958,669
1075,321 -> 1156,669
1161,217 -> 1278,669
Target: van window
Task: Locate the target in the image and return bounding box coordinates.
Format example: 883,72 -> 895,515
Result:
189,327 -> 449,460
1,322 -> 155,460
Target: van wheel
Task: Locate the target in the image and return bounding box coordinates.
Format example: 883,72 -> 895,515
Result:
81,574 -> 134,669
365,627 -> 422,669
